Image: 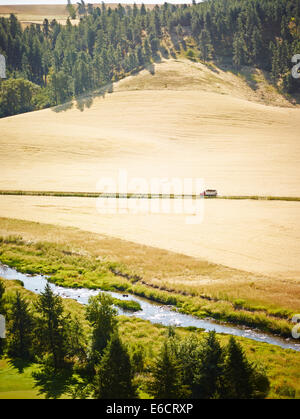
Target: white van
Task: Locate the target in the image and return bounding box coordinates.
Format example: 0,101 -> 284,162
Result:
204,189 -> 218,197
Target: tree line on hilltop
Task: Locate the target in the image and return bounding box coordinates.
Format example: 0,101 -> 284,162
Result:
0,0 -> 299,117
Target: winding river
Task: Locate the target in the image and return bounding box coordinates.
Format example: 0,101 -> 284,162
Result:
1,263 -> 299,352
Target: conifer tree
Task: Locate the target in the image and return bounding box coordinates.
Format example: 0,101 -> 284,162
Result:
192,331 -> 225,399
34,283 -> 69,370
6,291 -> 34,360
49,70 -> 72,104
94,332 -> 136,399
144,38 -> 152,62
199,28 -> 213,61
42,18 -> 50,38
233,33 -> 246,69
174,334 -> 201,390
223,337 -> 269,399
271,42 -> 280,83
154,9 -> 162,38
140,3 -> 147,16
148,340 -> 183,399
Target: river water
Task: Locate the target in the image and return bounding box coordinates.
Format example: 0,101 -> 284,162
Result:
0,263 -> 299,352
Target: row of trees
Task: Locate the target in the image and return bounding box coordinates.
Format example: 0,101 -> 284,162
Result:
149,328 -> 270,399
0,279 -> 269,399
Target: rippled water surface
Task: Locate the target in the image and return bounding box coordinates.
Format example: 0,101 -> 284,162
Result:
1,263 -> 299,352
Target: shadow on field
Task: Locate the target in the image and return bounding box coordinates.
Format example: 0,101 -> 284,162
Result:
52,82 -> 114,113
75,95 -> 93,112
202,61 -> 220,74
52,101 -> 74,113
159,45 -> 169,59
170,32 -> 180,53
50,58 -> 160,114
8,358 -> 32,374
32,363 -> 75,399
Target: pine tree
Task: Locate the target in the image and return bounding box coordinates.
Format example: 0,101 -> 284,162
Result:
224,337 -> 269,399
271,42 -> 280,84
42,18 -> 50,38
133,3 -> 138,19
175,335 -> 201,389
67,2 -> 77,20
9,13 -> 21,38
34,283 -> 69,370
251,26 -> 263,65
199,28 -> 213,61
130,344 -> 145,374
150,35 -> 160,55
94,332 -> 136,399
73,54 -> 91,95
192,331 -> 225,399
136,45 -> 145,66
49,69 -> 73,104
66,316 -> 87,363
233,33 -> 246,70
144,38 -> 152,62
140,3 -> 147,16
148,340 -> 183,399
6,291 -> 34,360
223,337 -> 256,399
77,1 -> 86,17
153,10 -> 162,38
87,3 -> 94,16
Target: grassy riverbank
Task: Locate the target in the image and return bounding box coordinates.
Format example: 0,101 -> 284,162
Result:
0,228 -> 297,339
1,278 -> 300,399
0,216 -> 299,339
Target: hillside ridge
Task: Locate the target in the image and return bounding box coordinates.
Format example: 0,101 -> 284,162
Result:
114,58 -> 296,108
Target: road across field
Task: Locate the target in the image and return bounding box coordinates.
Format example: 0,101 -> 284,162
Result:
0,190 -> 299,202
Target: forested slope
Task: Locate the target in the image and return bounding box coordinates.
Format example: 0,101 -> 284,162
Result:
0,0 -> 299,117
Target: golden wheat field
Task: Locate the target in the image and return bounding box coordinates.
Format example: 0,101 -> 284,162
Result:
1,60 -> 300,196
1,216 -> 300,313
0,4 -> 154,27
0,59 -> 300,284
0,3 -> 75,26
0,195 -> 299,281
1,3 -> 300,403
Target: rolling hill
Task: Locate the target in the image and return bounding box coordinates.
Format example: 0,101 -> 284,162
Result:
0,59 -> 299,196
0,58 -> 299,279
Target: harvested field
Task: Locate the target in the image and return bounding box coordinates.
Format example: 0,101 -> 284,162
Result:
0,196 -> 299,281
1,61 -> 300,196
0,59 -> 299,285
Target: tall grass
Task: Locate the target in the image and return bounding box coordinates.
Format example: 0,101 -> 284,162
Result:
0,236 -> 296,338
1,278 -> 300,399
